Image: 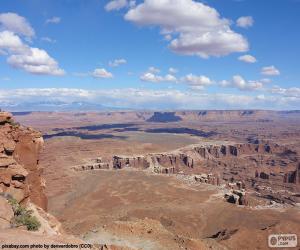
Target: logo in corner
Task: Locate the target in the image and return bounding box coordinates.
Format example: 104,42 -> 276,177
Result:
268,234 -> 298,248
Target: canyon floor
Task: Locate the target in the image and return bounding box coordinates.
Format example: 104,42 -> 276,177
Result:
14,111 -> 300,250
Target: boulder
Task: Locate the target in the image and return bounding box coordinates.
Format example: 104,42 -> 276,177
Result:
3,140 -> 16,155
224,193 -> 239,204
259,172 -> 269,179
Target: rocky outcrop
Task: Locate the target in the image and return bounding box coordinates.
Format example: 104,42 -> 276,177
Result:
112,141 -> 288,175
194,173 -> 219,185
110,140 -> 298,205
112,152 -> 195,174
72,158 -> 110,171
224,190 -> 248,205
284,163 -> 300,185
0,111 -> 46,210
0,111 -> 89,246
194,141 -> 282,160
0,112 -> 13,125
146,112 -> 182,123
113,155 -> 150,169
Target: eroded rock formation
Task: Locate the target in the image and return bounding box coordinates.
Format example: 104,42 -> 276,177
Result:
110,140 -> 299,204
284,163 -> 300,185
72,157 -> 110,171
0,111 -> 47,209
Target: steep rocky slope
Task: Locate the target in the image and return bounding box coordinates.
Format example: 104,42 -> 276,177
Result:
0,111 -> 132,249
0,111 -> 46,209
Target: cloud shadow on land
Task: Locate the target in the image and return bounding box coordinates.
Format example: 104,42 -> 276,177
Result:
72,123 -> 138,131
43,131 -> 127,140
144,128 -> 217,137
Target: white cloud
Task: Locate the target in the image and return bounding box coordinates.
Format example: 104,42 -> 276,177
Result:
169,67 -> 178,74
148,66 -> 160,74
109,58 -> 127,67
105,0 -> 128,11
220,75 -> 264,91
0,13 -> 65,76
92,68 -> 113,78
1,88 -> 299,110
0,31 -> 28,54
41,37 -> 56,43
270,86 -> 300,98
238,54 -> 257,63
125,0 -> 248,58
129,1 -> 136,8
141,69 -> 213,88
236,16 -> 254,28
182,74 -> 212,89
140,72 -> 177,83
7,47 -> 65,76
46,17 -> 61,24
261,65 -> 280,76
260,78 -> 272,83
0,12 -> 35,38
164,34 -> 172,41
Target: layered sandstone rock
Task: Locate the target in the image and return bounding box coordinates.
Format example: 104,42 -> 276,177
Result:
111,140 -> 298,205
72,158 -> 110,171
284,163 -> 300,185
0,112 -> 89,246
0,111 -> 46,209
112,141 -> 288,175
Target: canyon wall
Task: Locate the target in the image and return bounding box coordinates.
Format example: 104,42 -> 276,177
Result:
0,111 -> 47,210
112,140 -> 299,193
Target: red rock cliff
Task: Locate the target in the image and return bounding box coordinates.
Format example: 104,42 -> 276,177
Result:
0,111 -> 47,210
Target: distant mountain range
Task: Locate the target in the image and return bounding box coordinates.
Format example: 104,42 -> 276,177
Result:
0,101 -> 126,112
1,101 -> 300,115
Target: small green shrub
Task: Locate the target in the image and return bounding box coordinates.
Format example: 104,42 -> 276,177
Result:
8,198 -> 41,231
9,120 -> 20,128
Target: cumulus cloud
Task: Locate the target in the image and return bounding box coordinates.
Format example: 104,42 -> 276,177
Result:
124,0 -> 248,58
169,67 -> 178,74
164,34 -> 172,41
236,16 -> 254,28
140,68 -> 213,89
46,16 -> 61,24
238,54 -> 257,63
148,66 -> 160,74
261,65 -> 280,76
0,31 -> 64,76
0,13 -> 64,76
140,72 -> 177,83
181,74 -> 212,89
270,86 -> 300,98
105,0 -> 129,11
220,75 -> 264,91
109,58 -> 127,67
92,68 -> 113,78
7,47 -> 65,76
0,31 -> 28,54
0,12 -> 35,38
0,88 -> 299,110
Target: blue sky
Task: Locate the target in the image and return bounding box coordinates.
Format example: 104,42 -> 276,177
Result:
0,0 -> 299,110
